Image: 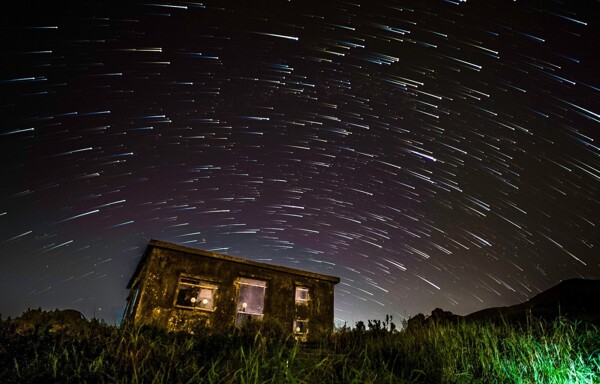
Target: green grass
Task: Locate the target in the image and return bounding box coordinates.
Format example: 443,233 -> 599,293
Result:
1,311 -> 598,383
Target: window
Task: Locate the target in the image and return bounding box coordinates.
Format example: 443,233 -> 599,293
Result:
174,277 -> 217,311
125,284 -> 140,316
295,286 -> 309,305
236,278 -> 267,325
294,319 -> 308,335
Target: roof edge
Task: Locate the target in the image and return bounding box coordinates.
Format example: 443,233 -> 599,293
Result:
127,239 -> 340,288
126,242 -> 154,288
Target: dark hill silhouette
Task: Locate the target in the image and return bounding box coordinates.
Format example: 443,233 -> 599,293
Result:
406,278 -> 600,330
466,278 -> 600,325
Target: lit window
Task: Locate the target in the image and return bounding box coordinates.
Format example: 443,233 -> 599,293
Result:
236,278 -> 266,325
294,319 -> 308,335
174,277 -> 217,311
295,287 -> 309,305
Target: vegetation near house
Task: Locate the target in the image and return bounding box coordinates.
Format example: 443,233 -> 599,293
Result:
123,240 -> 340,340
10,308 -> 86,336
3,267 -> 599,382
1,308 -> 599,383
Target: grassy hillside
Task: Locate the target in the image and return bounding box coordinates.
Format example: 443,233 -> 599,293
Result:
1,310 -> 599,383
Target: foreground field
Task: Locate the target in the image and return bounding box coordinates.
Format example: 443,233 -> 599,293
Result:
1,311 -> 599,383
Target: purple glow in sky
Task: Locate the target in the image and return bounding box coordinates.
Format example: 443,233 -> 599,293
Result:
1,0 -> 598,325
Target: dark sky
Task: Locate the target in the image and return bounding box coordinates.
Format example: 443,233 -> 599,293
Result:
1,0 -> 598,325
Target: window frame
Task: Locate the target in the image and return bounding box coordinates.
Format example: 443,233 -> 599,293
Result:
293,319 -> 308,335
295,286 -> 310,305
173,276 -> 218,312
235,277 -> 267,325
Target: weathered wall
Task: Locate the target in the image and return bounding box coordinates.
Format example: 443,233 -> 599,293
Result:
128,246 -> 336,338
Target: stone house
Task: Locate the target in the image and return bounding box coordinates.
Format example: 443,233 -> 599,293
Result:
122,240 -> 339,340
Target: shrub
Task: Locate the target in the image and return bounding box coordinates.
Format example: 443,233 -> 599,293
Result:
1,310 -> 598,383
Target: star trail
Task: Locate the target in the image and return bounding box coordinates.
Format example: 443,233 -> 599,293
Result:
1,0 -> 598,325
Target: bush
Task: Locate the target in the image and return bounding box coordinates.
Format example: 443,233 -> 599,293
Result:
1,310 -> 599,383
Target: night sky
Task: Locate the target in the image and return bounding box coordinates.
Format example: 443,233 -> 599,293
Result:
1,0 -> 598,326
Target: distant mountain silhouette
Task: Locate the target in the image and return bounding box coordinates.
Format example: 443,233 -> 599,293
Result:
466,278 -> 600,325
406,278 -> 600,331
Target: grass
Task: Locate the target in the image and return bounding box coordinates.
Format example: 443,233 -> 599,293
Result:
1,310 -> 598,383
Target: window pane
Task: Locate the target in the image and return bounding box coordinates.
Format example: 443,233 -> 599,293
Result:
294,319 -> 308,334
196,288 -> 214,309
295,287 -> 309,304
175,278 -> 217,310
176,284 -> 199,307
237,278 -> 266,315
127,288 -> 140,315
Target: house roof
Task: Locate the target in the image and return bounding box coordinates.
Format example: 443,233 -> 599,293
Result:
127,239 -> 341,288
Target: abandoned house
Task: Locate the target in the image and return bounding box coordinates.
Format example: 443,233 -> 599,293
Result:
122,240 -> 340,340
